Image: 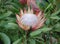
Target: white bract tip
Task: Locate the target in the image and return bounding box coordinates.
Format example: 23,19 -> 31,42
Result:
21,13 -> 38,27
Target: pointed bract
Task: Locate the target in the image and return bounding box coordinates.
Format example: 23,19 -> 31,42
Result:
16,14 -> 20,21
31,9 -> 33,14
28,7 -> 31,13
24,8 -> 27,13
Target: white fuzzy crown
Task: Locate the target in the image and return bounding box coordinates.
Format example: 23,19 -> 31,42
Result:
21,13 -> 38,27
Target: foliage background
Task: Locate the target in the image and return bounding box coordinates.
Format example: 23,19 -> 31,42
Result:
0,0 -> 60,44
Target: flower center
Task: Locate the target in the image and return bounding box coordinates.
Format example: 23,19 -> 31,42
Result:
21,13 -> 38,27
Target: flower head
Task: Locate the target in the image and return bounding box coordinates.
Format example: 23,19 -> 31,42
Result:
16,7 -> 46,31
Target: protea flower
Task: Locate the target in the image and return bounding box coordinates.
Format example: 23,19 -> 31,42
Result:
16,7 -> 45,31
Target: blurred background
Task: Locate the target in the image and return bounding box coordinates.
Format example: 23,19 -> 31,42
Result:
0,0 -> 60,44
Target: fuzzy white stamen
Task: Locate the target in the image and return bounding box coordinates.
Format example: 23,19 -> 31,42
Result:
21,13 -> 38,27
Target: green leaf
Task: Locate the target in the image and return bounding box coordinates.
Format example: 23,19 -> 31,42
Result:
41,27 -> 52,32
44,3 -> 52,12
0,33 -> 11,44
13,38 -> 22,44
0,11 -> 12,19
30,29 -> 42,37
51,9 -> 60,16
54,23 -> 60,32
30,27 -> 52,37
45,19 -> 50,25
55,23 -> 60,28
29,39 -> 36,44
4,22 -> 18,30
5,5 -> 19,12
50,16 -> 60,20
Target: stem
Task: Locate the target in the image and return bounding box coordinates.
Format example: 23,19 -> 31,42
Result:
25,27 -> 32,44
25,31 -> 28,44
24,30 -> 29,44
50,35 -> 52,44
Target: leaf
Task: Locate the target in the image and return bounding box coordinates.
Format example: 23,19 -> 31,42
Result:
50,16 -> 60,20
0,33 -> 11,44
51,9 -> 60,16
0,11 -> 12,19
54,23 -> 60,32
29,39 -> 36,44
13,38 -> 22,44
30,27 -> 52,37
55,23 -> 60,28
30,29 -> 42,37
4,22 -> 18,30
5,5 -> 19,12
44,3 -> 52,12
45,19 -> 50,25
41,27 -> 52,32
